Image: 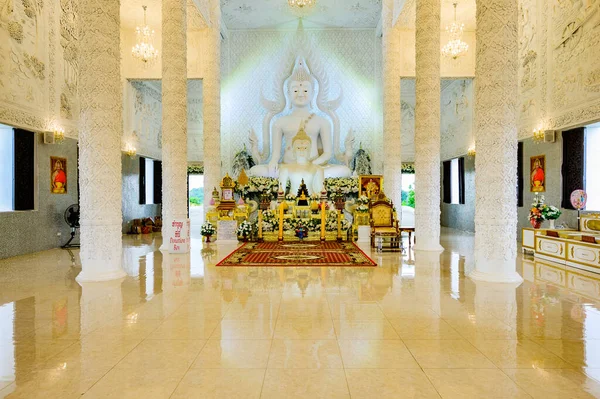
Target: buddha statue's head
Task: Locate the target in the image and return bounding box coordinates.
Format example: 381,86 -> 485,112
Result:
288,57 -> 314,108
292,121 -> 312,161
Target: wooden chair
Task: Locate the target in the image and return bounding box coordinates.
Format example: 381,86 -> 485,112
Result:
369,193 -> 401,249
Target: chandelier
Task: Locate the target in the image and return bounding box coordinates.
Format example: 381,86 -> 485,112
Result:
132,5 -> 159,65
288,0 -> 316,10
441,2 -> 469,60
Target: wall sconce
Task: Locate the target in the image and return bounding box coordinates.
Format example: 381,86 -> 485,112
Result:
124,143 -> 137,158
54,127 -> 65,144
467,145 -> 476,158
533,128 -> 545,144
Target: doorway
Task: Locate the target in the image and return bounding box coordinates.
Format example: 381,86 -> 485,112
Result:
188,174 -> 204,236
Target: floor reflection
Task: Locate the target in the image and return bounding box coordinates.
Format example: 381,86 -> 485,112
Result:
0,229 -> 599,398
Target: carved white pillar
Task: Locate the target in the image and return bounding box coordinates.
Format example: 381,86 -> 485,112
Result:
77,0 -> 126,282
382,0 -> 402,212
470,0 -> 522,283
203,0 -> 222,205
161,0 -> 188,250
414,0 -> 443,252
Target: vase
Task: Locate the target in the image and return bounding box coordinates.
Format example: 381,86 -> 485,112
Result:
205,235 -> 212,243
548,219 -> 556,229
530,219 -> 541,229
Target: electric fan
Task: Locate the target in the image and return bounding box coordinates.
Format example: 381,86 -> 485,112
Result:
62,204 -> 80,248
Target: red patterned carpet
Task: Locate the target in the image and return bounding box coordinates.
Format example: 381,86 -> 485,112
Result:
216,241 -> 377,267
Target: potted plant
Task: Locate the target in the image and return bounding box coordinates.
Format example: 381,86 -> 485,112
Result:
529,194 -> 545,229
200,221 -> 216,242
237,220 -> 253,242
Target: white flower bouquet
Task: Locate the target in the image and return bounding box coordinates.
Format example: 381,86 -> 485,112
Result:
356,204 -> 369,213
542,205 -> 561,220
237,221 -> 253,238
200,222 -> 216,236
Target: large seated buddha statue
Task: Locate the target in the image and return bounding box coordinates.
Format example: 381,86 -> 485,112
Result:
278,120 -> 324,194
248,55 -> 354,183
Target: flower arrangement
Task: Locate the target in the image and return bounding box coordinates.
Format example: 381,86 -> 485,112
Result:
235,176 -> 279,199
200,221 -> 216,237
541,205 -> 561,220
261,210 -> 278,232
529,194 -> 545,228
355,195 -> 370,213
356,204 -> 369,213
324,177 -> 359,199
285,193 -> 297,201
357,195 -> 370,205
237,221 -> 253,239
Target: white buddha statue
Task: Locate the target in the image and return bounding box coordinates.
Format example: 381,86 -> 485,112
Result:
249,56 -> 354,179
278,121 -> 324,195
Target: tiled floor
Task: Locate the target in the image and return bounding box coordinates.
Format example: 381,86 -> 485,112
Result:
1,228 -> 600,398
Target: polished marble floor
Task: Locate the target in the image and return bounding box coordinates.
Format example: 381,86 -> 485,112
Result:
1,229 -> 600,398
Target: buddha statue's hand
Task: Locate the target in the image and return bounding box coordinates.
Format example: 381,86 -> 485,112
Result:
268,161 -> 279,176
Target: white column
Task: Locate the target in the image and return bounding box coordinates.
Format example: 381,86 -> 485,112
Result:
382,0 -> 402,212
414,0 -> 443,252
203,0 -> 222,205
470,0 -> 522,283
161,0 -> 188,250
77,0 -> 126,282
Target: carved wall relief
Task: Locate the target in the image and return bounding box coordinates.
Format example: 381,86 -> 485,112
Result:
59,0 -> 78,121
129,81 -> 163,160
550,0 -> 600,114
0,0 -> 48,113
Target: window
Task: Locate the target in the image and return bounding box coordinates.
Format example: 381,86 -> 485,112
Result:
0,125 -> 35,212
139,157 -> 162,205
562,124 -> 600,210
443,157 -> 465,205
585,124 -> 600,210
0,126 -> 14,211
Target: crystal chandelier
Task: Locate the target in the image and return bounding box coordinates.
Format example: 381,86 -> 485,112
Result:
441,2 -> 469,60
132,5 -> 159,65
288,0 -> 316,10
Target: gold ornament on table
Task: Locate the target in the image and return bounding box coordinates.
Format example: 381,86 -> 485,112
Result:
217,173 -> 237,217
132,5 -> 159,66
441,2 -> 469,60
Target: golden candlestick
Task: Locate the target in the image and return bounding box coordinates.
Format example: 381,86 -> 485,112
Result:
278,203 -> 284,241
320,202 -> 326,241
258,210 -> 263,241
337,210 -> 342,241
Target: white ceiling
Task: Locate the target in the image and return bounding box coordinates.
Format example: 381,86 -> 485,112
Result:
221,0 -> 383,29
121,0 -> 208,31
397,0 -> 476,31
119,0 -> 474,32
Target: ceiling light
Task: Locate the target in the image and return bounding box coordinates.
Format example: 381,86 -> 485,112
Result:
288,0 -> 316,8
441,3 -> 469,60
132,5 -> 159,66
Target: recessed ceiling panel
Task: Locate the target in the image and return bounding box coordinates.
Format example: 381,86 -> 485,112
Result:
221,0 -> 383,29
